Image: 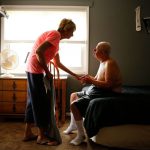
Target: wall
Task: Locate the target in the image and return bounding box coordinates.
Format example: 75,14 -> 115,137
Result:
89,0 -> 150,86
1,0 -> 150,110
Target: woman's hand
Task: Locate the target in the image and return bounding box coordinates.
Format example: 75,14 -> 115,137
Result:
46,71 -> 53,79
80,75 -> 93,84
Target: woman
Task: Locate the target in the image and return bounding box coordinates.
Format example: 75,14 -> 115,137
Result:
23,18 -> 79,145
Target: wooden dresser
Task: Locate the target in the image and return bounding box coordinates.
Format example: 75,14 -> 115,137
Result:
0,77 -> 27,117
0,76 -> 67,123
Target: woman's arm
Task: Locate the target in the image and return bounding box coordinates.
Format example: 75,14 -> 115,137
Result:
53,53 -> 80,80
36,41 -> 53,78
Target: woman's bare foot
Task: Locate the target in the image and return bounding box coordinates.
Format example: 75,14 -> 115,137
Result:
23,134 -> 38,142
37,136 -> 58,146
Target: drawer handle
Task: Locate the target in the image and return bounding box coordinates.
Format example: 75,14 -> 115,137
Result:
12,81 -> 17,89
13,93 -> 16,102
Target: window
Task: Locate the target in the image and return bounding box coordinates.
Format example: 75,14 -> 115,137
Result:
1,5 -> 89,75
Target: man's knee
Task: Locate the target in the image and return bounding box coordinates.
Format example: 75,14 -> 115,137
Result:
70,92 -> 78,103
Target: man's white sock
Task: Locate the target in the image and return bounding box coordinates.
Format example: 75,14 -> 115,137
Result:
63,112 -> 77,134
70,120 -> 85,145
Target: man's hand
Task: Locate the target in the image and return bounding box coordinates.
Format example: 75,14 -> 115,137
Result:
80,75 -> 93,84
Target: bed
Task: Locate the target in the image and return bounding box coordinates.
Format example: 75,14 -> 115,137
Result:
83,85 -> 150,150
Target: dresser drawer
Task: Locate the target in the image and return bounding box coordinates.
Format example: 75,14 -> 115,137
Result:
0,91 -> 2,100
15,103 -> 26,113
0,102 -> 26,113
2,91 -> 27,102
0,102 -> 14,113
2,79 -> 27,91
0,80 -> 2,90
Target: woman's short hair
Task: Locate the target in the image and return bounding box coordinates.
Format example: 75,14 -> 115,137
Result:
58,18 -> 76,32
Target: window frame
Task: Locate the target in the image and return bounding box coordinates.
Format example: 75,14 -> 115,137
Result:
0,5 -> 89,75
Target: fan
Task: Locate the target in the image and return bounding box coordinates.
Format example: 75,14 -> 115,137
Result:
0,49 -> 19,77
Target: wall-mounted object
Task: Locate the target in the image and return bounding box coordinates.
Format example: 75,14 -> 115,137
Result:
135,6 -> 141,31
143,17 -> 150,34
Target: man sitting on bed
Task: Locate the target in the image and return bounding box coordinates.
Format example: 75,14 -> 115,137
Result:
64,41 -> 122,145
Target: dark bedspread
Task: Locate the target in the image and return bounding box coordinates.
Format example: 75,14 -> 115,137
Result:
83,86 -> 150,138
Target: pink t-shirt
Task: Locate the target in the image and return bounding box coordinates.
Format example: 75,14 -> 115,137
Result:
26,30 -> 61,73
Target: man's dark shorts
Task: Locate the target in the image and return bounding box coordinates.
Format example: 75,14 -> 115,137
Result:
74,85 -> 117,117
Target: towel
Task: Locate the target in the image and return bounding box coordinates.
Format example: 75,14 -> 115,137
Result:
43,76 -> 62,144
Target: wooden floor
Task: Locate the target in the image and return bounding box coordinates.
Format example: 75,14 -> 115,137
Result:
0,117 -> 131,150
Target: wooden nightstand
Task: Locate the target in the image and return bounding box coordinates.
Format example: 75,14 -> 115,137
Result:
0,76 -> 27,117
0,76 -> 67,123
